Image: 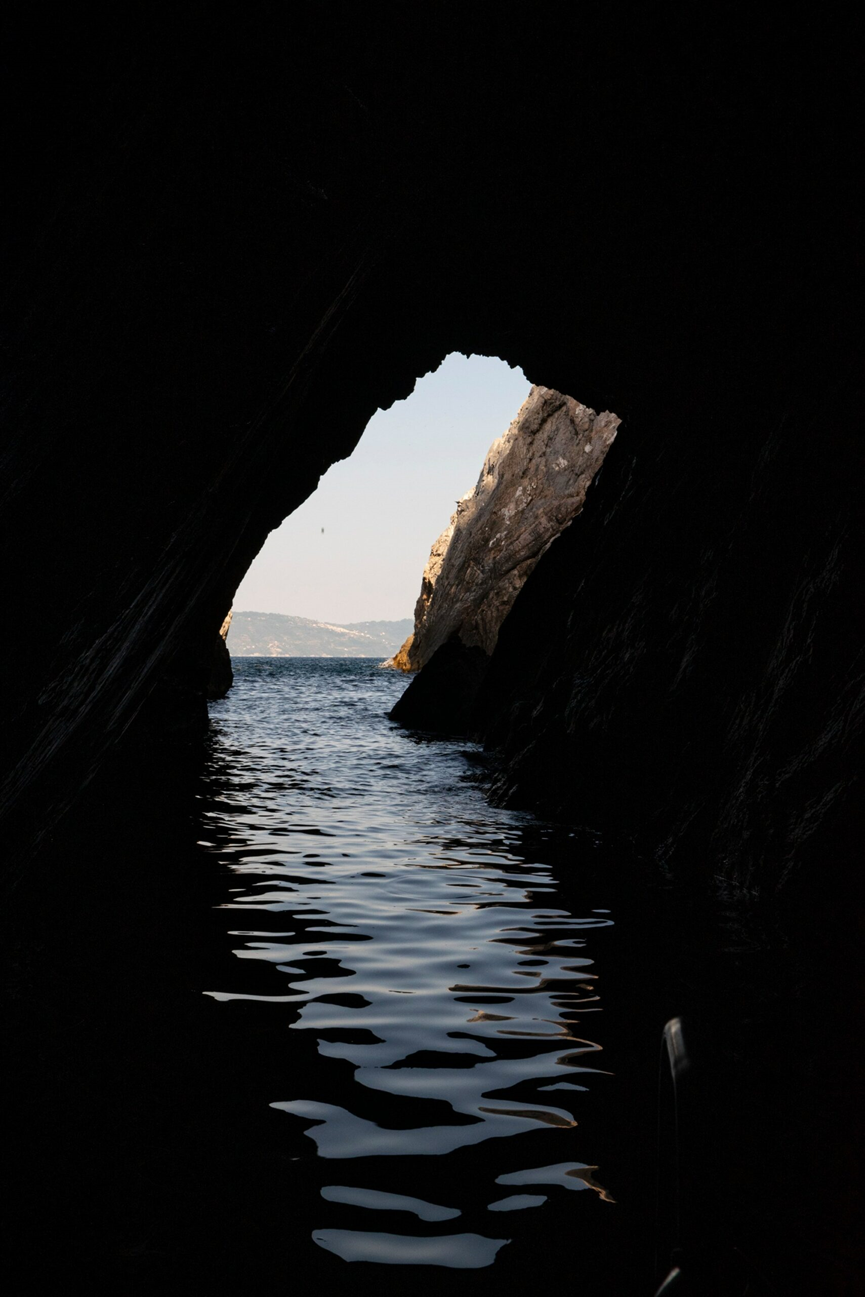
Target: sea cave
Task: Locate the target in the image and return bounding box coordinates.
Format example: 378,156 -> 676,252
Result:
2,12 -> 862,1295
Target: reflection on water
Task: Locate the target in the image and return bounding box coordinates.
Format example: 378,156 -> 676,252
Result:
201,659 -> 615,1270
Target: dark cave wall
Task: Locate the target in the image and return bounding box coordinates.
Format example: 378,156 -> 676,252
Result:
474,376 -> 862,902
1,10 -> 861,897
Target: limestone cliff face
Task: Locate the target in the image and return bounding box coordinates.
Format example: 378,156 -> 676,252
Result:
389,520 -> 457,670
391,387 -> 619,672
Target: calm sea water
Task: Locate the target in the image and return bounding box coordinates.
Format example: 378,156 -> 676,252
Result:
202,658 -> 627,1280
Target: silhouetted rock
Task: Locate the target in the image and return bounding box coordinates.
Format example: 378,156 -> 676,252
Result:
389,636 -> 489,734
389,386 -> 618,672
475,390 -> 864,904
206,612 -> 233,700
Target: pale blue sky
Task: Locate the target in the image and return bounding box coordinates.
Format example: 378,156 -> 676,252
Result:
234,353 -> 531,624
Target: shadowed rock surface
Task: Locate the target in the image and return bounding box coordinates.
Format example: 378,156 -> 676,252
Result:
474,391 -> 863,904
389,636 -> 490,734
389,386 -> 618,673
206,611 -> 233,700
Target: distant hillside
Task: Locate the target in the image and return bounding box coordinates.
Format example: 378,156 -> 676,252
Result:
227,611 -> 413,657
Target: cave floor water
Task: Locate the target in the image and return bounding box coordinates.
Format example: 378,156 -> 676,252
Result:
11,658 -> 841,1293
194,658 -> 656,1292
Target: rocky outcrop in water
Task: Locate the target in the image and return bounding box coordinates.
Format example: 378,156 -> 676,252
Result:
389,636 -> 490,733
206,611 -> 233,700
390,387 -> 619,673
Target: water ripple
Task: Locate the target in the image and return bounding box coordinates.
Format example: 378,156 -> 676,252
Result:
202,658 -> 616,1271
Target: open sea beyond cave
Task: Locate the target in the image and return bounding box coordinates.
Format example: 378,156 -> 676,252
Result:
200,657 -> 644,1287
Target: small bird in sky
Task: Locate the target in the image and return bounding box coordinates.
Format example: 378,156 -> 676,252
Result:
321,528 -> 325,534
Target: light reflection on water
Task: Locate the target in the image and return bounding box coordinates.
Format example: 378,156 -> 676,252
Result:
202,658 -> 615,1269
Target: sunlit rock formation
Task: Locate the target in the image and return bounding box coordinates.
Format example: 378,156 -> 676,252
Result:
389,387 -> 619,675
387,521 -> 457,671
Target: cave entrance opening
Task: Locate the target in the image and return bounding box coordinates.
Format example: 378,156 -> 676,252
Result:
227,352 -> 531,661
200,352 -> 637,1283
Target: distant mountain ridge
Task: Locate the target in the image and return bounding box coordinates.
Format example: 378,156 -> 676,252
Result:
227,611 -> 413,657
